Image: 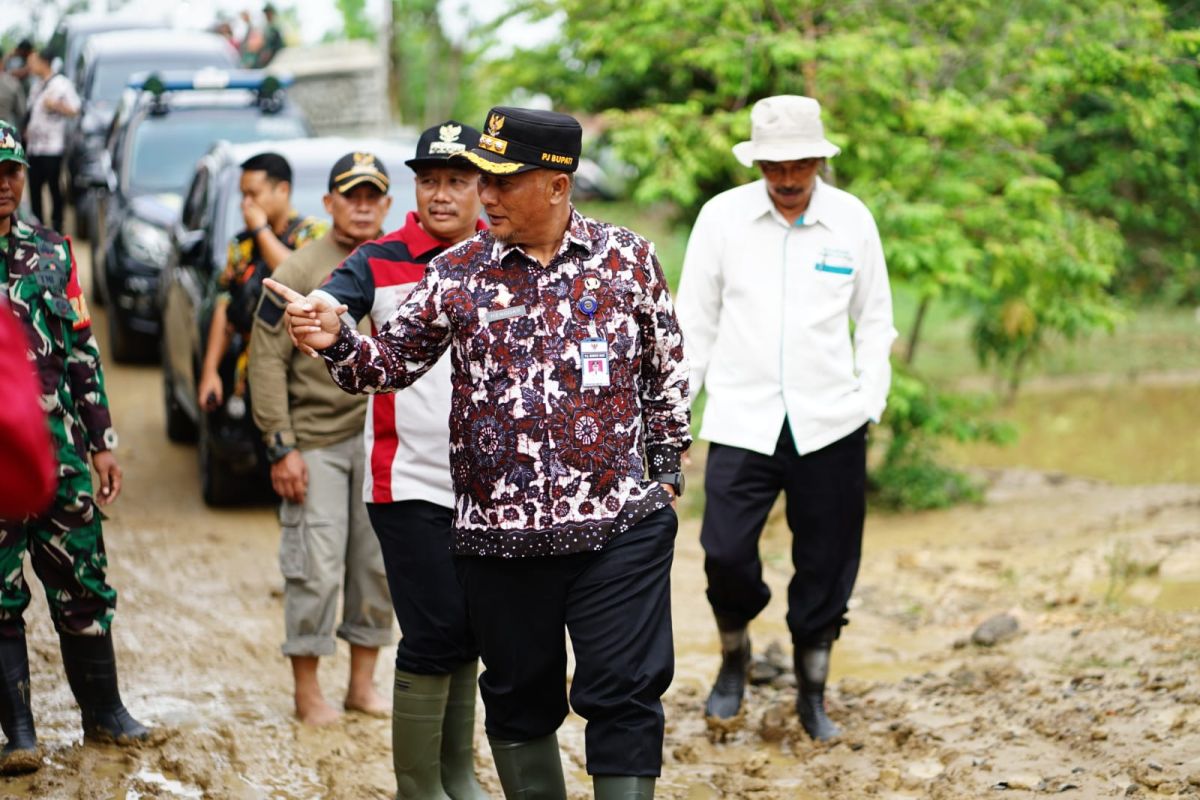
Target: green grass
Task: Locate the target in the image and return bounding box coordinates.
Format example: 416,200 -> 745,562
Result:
893,285 -> 1200,384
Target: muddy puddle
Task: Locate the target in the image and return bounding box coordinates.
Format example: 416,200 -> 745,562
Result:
950,382 -> 1200,485
7,250 -> 1198,798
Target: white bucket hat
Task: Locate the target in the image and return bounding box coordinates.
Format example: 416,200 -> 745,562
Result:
732,95 -> 841,167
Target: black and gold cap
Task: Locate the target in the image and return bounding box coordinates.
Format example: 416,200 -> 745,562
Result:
452,106 -> 582,175
329,151 -> 390,194
406,120 -> 481,170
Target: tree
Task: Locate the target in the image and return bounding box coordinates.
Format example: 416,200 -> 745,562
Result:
482,0 -> 1199,507
336,0 -> 374,41
390,0 -> 496,127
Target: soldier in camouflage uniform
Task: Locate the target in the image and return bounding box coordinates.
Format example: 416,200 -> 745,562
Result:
0,120 -> 149,775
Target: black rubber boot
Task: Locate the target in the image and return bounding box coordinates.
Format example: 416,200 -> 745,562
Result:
488,733 -> 566,799
0,634 -> 40,774
58,632 -> 150,744
704,622 -> 750,719
593,776 -> 655,799
795,642 -> 840,741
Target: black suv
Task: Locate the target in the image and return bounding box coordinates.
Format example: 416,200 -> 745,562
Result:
89,70 -> 311,361
161,136 -> 417,505
69,29 -> 237,237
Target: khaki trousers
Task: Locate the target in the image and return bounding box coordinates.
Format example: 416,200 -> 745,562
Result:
278,434 -> 393,657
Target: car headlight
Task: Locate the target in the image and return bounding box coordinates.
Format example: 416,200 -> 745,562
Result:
121,218 -> 172,269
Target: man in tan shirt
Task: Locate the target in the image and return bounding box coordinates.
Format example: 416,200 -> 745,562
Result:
249,151 -> 394,725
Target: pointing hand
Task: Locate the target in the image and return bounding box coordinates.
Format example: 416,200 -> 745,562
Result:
262,278 -> 348,357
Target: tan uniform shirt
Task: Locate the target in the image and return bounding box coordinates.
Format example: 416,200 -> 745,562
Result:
249,232 -> 371,452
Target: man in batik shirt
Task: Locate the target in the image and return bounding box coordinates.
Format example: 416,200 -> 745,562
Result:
269,106 -> 689,800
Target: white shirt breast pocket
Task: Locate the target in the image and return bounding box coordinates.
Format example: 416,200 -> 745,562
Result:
801,246 -> 857,325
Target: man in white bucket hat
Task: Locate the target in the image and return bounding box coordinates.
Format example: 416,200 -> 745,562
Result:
676,95 -> 896,740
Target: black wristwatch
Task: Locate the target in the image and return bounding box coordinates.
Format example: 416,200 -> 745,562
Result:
266,432 -> 295,463
652,471 -> 685,498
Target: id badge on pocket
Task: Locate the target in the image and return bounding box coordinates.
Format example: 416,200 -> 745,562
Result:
580,337 -> 610,388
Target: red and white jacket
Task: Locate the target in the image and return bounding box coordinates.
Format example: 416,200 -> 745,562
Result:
313,212 -> 485,507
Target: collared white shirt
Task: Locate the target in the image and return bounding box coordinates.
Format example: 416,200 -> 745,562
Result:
676,177 -> 896,456
26,73 -> 80,157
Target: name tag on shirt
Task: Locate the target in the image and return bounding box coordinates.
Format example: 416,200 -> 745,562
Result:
487,304 -> 527,323
580,337 -> 610,388
815,247 -> 855,275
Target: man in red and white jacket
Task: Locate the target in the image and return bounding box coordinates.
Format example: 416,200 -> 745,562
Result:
307,121 -> 489,799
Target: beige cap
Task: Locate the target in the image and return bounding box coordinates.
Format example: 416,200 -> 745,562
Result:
732,95 -> 840,167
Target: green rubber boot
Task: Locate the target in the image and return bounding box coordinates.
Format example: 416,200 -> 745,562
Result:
392,670 -> 452,800
441,661 -> 489,799
593,776 -> 656,799
488,733 -> 566,800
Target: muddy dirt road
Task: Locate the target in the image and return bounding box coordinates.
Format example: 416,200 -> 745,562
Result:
6,248 -> 1199,799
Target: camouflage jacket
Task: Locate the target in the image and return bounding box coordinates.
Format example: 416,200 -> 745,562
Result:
1,217 -> 116,471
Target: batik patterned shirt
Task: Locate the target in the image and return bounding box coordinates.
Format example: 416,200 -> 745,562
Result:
322,209 -> 691,557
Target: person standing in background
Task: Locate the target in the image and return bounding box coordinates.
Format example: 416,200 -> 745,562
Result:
250,151 -> 396,726
676,95 -> 896,740
23,49 -> 78,233
197,152 -> 324,415
0,68 -> 25,135
257,4 -> 286,67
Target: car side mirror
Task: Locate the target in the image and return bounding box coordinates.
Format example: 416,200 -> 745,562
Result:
86,167 -> 114,191
87,151 -> 116,192
177,229 -> 206,262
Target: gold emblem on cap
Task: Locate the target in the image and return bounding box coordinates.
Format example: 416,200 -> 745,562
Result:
353,152 -> 376,167
486,113 -> 505,136
439,124 -> 462,143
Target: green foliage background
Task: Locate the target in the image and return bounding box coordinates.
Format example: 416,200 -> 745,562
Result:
368,0 -> 1200,507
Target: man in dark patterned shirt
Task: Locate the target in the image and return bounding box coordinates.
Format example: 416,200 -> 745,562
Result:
268,106 -> 690,800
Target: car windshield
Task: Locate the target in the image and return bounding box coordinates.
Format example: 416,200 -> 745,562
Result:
217,162 -> 417,251
128,111 -> 309,194
89,52 -> 232,105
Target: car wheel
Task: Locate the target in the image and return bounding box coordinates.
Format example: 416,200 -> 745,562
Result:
162,364 -> 197,443
106,306 -> 155,363
198,414 -> 242,507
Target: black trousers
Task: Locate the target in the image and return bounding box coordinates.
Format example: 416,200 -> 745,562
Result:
27,155 -> 64,232
455,507 -> 677,777
368,500 -> 477,674
700,422 -> 867,645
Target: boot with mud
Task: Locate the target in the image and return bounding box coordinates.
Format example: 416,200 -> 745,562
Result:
593,776 -> 655,799
0,634 -> 40,774
488,733 -> 567,800
704,622 -> 750,719
440,661 -> 488,799
392,670 -> 452,800
795,641 -> 840,741
58,632 -> 150,744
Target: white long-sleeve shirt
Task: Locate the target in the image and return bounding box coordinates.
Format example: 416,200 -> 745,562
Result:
676,177 -> 897,456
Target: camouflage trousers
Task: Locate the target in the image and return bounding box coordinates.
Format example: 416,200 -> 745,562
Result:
0,468 -> 117,639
